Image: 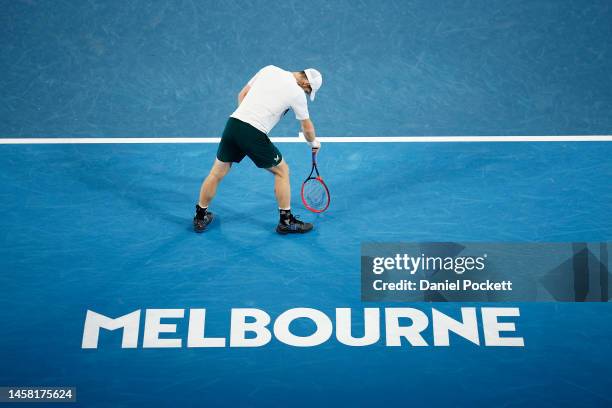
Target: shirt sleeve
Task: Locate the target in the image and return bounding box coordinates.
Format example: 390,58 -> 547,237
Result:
291,93 -> 309,120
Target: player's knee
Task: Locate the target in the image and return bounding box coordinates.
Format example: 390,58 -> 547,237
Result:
276,162 -> 289,178
209,168 -> 227,181
209,161 -> 231,180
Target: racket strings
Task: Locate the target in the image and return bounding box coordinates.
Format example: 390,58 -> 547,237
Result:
303,178 -> 329,210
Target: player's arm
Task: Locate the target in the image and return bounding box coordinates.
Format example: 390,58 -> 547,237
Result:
301,118 -> 321,151
237,84 -> 251,106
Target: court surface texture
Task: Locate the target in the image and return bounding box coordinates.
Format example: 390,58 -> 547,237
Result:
1,0 -> 612,407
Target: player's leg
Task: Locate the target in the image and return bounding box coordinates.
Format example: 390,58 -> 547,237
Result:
266,159 -> 313,235
194,159 -> 232,233
199,158 -> 232,208
233,118 -> 312,233
267,159 -> 290,209
194,118 -> 246,233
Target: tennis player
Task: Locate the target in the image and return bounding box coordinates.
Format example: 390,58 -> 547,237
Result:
193,65 -> 323,234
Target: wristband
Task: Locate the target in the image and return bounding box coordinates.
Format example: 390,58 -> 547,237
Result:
308,139 -> 321,149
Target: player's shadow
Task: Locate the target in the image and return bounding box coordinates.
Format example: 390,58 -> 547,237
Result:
213,202 -> 274,232
56,146 -> 275,233
57,146 -> 193,228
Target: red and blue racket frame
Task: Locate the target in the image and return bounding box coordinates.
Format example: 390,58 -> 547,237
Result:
300,150 -> 331,213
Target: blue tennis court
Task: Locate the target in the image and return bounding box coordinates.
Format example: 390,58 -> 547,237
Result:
1,1 -> 612,407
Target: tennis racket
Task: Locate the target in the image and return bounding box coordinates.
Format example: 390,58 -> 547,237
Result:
301,150 -> 330,213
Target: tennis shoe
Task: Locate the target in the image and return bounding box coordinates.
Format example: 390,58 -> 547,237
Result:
193,212 -> 214,233
276,214 -> 313,235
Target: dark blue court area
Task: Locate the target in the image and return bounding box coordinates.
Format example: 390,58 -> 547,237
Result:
1,1 -> 612,407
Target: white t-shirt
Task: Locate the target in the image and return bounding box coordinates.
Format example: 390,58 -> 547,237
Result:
231,65 -> 309,134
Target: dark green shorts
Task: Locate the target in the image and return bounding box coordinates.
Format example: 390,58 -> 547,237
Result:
216,117 -> 283,168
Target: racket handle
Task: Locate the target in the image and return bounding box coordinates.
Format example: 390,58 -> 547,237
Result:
311,150 -> 317,163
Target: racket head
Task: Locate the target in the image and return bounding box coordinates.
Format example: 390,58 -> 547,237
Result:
301,176 -> 330,213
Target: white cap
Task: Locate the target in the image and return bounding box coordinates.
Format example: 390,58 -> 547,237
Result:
304,68 -> 322,101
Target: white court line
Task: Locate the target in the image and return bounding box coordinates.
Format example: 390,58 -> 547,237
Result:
0,135 -> 612,144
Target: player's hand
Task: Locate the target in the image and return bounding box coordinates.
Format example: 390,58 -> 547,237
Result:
299,132 -> 321,152
309,139 -> 321,153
